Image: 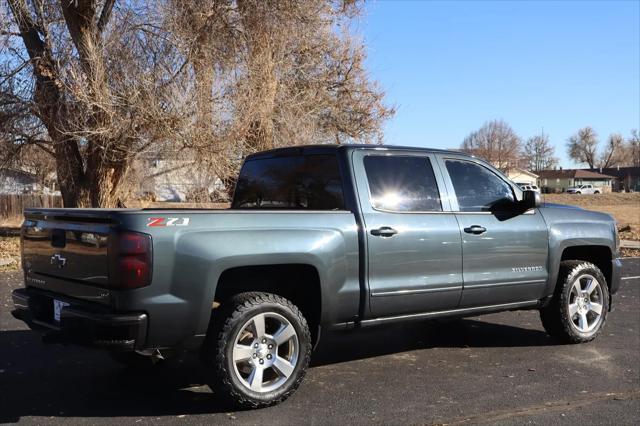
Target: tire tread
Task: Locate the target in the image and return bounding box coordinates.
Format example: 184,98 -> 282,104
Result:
540,260 -> 608,343
203,292 -> 311,409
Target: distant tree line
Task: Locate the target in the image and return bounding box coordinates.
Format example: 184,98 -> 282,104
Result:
567,127 -> 639,169
0,0 -> 394,207
461,120 -> 639,171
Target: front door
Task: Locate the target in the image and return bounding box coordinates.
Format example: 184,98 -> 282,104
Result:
351,150 -> 463,318
438,156 -> 549,307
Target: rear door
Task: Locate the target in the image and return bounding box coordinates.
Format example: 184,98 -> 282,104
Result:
351,149 -> 463,318
436,155 -> 549,307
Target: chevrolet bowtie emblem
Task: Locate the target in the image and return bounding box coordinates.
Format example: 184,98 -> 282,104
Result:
50,253 -> 67,269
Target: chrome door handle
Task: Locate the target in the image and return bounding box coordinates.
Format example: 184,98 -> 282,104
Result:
464,225 -> 487,235
370,227 -> 398,237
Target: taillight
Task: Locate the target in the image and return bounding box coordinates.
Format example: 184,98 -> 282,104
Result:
110,231 -> 152,289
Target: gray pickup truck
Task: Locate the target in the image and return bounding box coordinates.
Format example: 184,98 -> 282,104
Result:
12,144 -> 622,408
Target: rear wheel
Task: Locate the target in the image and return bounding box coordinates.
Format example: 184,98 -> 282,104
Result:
540,261 -> 609,343
202,292 -> 311,408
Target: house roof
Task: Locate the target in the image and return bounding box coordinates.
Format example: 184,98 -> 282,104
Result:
598,167 -> 640,178
536,169 -> 615,179
0,168 -> 37,181
506,167 -> 539,178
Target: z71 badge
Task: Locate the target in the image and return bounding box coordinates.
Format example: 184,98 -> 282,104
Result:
147,217 -> 190,227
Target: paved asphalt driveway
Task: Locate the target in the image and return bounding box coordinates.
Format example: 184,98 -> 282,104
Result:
1,259 -> 638,425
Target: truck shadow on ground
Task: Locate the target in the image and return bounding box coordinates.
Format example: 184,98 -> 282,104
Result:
311,317 -> 554,366
0,318 -> 554,422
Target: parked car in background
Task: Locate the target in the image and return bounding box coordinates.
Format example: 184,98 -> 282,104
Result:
566,184 -> 601,194
516,183 -> 540,193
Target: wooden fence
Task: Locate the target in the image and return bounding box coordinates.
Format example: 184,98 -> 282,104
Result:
0,194 -> 63,219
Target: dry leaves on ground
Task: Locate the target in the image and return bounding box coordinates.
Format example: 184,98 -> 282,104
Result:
0,237 -> 20,272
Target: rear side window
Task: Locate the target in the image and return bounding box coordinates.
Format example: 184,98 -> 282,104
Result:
364,155 -> 442,212
444,159 -> 515,212
232,154 -> 344,210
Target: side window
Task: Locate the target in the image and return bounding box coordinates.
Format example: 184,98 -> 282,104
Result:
444,159 -> 515,212
232,154 -> 345,210
364,155 -> 442,212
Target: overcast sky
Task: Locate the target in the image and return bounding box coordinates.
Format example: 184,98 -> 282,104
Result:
361,0 -> 640,167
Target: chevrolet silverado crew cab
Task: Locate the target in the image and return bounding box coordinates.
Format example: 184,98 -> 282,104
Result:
12,145 -> 622,408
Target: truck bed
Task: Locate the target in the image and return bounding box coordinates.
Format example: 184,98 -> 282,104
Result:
20,207 -> 360,348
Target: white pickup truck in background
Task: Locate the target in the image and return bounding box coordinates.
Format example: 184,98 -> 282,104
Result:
517,183 -> 540,193
566,184 -> 601,194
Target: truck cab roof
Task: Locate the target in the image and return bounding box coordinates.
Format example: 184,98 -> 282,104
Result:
245,144 -> 472,160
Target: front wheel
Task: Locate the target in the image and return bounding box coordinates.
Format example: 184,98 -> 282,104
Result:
202,292 -> 311,408
540,261 -> 609,343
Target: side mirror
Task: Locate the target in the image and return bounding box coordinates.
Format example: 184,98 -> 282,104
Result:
521,190 -> 541,210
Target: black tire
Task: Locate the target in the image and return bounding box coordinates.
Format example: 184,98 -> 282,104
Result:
594,191 -> 600,194
540,261 -> 609,343
202,292 -> 312,408
108,351 -> 154,368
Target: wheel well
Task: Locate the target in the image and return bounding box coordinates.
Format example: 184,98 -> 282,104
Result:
561,245 -> 612,289
214,264 -> 322,345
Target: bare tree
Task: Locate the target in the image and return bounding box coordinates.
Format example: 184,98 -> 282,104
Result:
523,133 -> 557,171
2,0 -> 191,207
163,0 -> 394,193
567,127 -> 599,168
627,129 -> 640,167
461,119 -> 522,168
1,0 -> 393,207
599,133 -> 625,169
567,127 -> 637,169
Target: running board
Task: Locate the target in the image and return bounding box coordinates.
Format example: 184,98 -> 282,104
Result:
335,300 -> 540,329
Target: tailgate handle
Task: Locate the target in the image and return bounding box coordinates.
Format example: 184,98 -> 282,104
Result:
51,229 -> 66,248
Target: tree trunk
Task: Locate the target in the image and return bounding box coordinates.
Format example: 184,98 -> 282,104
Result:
244,45 -> 278,151
8,0 -> 89,207
87,164 -> 127,208
193,56 -> 215,133
60,0 -> 124,208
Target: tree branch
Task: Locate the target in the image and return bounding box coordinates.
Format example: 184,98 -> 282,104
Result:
97,0 -> 116,33
7,0 -> 46,62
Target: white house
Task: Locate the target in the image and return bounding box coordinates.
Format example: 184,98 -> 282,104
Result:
0,168 -> 40,194
138,158 -> 227,202
505,168 -> 539,187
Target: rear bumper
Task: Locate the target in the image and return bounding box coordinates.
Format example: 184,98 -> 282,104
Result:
11,287 -> 147,351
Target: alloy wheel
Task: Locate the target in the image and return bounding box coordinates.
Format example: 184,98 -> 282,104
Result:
231,312 -> 299,393
568,274 -> 604,333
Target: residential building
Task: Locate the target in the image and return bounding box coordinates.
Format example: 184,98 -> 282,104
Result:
0,168 -> 40,194
598,167 -> 640,192
536,169 -> 614,193
505,168 -> 539,187
137,158 -> 227,202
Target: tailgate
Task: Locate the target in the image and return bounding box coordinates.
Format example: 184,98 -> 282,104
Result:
22,210 -> 114,287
